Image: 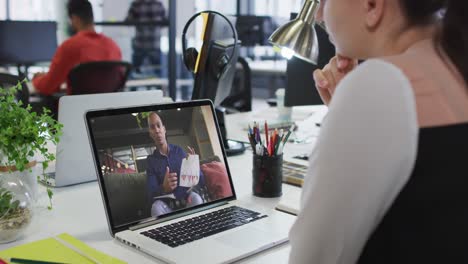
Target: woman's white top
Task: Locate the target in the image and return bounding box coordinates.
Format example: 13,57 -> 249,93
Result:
288,59 -> 419,264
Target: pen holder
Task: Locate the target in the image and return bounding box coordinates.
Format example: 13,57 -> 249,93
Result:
252,154 -> 283,197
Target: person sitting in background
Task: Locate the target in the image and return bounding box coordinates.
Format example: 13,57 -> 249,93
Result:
125,0 -> 166,76
289,0 -> 468,263
32,0 -> 122,95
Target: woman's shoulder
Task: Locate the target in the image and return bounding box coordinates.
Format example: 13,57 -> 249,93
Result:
339,59 -> 412,96
331,58 -> 416,117
378,40 -> 435,82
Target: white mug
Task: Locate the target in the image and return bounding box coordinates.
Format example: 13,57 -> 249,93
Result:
275,88 -> 292,121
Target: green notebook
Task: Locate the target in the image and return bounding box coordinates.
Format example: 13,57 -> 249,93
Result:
0,233 -> 126,264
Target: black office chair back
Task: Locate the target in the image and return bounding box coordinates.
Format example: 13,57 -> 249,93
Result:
0,73 -> 29,106
221,56 -> 252,113
68,61 -> 132,95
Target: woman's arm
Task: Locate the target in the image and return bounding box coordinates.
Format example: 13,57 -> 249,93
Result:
289,60 -> 419,264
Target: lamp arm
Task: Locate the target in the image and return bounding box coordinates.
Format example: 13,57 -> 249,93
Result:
298,0 -> 321,25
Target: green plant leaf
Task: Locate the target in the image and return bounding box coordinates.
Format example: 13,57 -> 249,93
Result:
0,82 -> 63,210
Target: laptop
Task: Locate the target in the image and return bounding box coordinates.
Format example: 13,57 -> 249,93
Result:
45,90 -> 165,187
84,100 -> 296,264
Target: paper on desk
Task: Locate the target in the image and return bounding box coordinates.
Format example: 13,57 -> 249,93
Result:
0,233 -> 126,264
275,185 -> 302,215
292,110 -> 326,143
179,155 -> 200,187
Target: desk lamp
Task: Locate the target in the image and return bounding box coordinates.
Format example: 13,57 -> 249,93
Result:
268,0 -> 322,64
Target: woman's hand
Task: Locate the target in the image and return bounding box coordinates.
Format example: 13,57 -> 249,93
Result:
313,55 -> 358,105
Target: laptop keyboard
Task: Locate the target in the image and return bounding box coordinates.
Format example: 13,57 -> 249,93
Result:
140,206 -> 267,248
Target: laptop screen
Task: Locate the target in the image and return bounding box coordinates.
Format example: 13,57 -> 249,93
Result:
85,100 -> 236,233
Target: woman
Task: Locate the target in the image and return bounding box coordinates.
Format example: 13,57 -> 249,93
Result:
289,0 -> 468,263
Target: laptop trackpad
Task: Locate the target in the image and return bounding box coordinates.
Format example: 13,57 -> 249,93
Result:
215,227 -> 276,250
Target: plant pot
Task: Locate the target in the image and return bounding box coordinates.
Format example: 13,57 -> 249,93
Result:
0,168 -> 35,243
0,160 -> 39,201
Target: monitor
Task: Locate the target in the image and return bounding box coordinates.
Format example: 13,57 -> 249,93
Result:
0,21 -> 58,65
192,40 -> 238,106
284,13 -> 335,107
235,15 -> 275,47
190,12 -> 244,155
191,13 -> 238,107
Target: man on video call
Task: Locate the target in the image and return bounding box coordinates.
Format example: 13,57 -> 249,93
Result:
146,112 -> 205,217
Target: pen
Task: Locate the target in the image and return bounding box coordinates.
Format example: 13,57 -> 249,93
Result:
247,134 -> 256,152
281,125 -> 295,147
272,129 -> 278,156
256,123 -> 262,145
275,129 -> 283,155
253,124 -> 258,143
256,143 -> 263,156
8,258 -> 67,264
264,121 -> 269,152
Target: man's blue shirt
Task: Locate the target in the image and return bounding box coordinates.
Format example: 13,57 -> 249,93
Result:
146,144 -> 205,201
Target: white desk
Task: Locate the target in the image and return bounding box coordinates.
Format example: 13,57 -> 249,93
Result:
125,78 -> 193,88
0,105 -> 327,263
247,60 -> 287,75
26,78 -> 193,96
226,105 -> 327,167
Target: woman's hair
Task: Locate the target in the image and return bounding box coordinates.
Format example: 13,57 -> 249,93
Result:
400,0 -> 468,86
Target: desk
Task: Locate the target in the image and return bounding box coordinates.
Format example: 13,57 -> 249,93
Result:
125,78 -> 193,96
0,105 -> 327,263
226,105 -> 327,167
247,60 -> 287,75
26,78 -> 193,97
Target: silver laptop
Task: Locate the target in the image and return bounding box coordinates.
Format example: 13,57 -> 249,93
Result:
84,100 -> 296,264
47,90 -> 165,187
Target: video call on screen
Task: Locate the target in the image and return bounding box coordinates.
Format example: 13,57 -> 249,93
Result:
89,105 -> 232,227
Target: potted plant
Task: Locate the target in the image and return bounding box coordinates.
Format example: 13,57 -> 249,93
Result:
0,181 -> 33,243
0,83 -> 62,243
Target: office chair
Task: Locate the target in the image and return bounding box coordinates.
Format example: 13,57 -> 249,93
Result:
68,61 -> 132,95
221,56 -> 252,113
0,73 -> 29,106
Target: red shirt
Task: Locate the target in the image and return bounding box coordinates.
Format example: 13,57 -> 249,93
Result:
32,31 -> 122,95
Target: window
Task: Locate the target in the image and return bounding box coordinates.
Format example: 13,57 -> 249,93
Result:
254,0 -> 303,18
6,0 -> 102,21
0,0 -> 6,20
9,0 -> 56,20
195,0 -> 236,14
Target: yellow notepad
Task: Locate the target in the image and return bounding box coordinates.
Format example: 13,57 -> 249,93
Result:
0,233 -> 126,264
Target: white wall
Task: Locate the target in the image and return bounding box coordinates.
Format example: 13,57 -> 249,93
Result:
99,0 -> 195,59
0,0 -> 6,19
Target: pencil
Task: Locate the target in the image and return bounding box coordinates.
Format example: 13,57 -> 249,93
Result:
264,121 -> 269,151
282,124 -> 295,146
8,258 -> 67,264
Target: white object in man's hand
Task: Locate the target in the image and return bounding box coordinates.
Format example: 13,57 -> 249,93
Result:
180,154 -> 200,188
